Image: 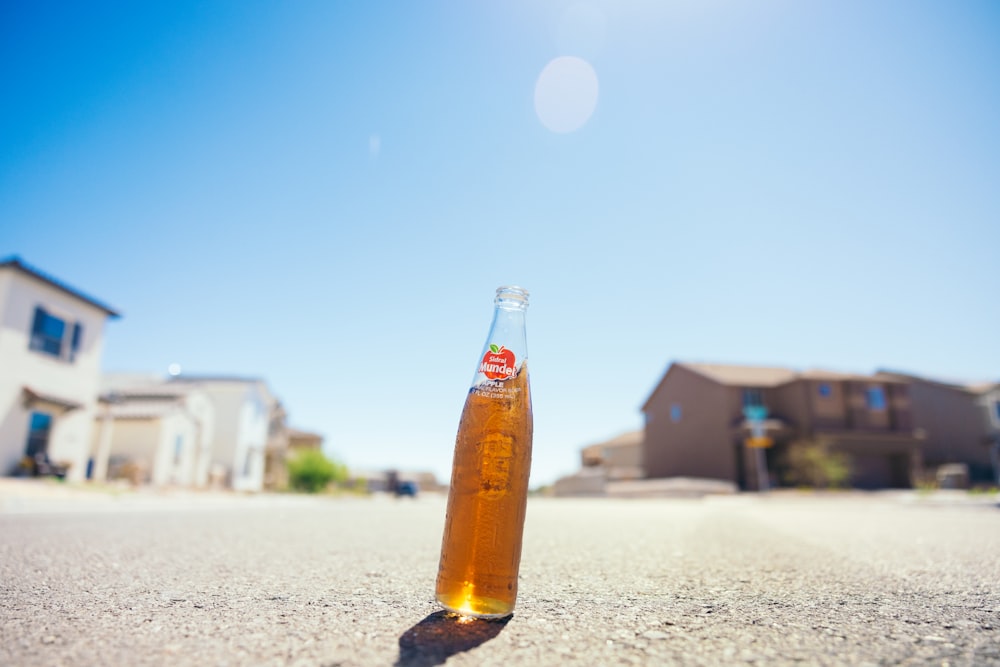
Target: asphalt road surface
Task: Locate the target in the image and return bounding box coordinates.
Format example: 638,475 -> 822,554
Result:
2,491 -> 999,666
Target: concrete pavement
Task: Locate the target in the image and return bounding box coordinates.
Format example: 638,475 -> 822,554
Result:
1,484 -> 998,666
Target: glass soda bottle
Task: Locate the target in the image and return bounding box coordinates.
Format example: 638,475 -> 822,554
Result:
436,286 -> 533,618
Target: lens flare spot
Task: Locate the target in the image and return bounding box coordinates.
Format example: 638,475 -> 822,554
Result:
534,56 -> 599,134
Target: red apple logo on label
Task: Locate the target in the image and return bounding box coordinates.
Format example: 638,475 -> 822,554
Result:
480,344 -> 516,380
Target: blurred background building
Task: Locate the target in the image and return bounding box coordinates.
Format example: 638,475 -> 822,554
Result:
877,371 -> 1000,486
0,257 -> 120,482
268,427 -> 325,490
553,430 -> 643,496
98,374 -> 288,492
555,362 -> 1000,495
643,362 -> 923,491
3,257 -> 997,496
93,376 -> 215,486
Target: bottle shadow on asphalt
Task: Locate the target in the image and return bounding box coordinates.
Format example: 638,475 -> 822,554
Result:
395,610 -> 511,667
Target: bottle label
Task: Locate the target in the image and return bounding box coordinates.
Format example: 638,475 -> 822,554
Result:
480,344 -> 517,380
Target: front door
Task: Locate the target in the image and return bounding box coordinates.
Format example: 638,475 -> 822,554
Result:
733,440 -> 748,490
888,453 -> 910,488
25,411 -> 53,458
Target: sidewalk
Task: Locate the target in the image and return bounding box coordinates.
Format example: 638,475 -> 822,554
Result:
0,478 -> 347,514
760,486 -> 1000,508
3,477 -> 996,514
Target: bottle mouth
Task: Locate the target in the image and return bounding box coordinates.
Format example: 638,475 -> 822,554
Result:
495,285 -> 529,310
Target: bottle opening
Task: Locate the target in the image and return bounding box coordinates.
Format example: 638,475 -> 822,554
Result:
495,286 -> 529,310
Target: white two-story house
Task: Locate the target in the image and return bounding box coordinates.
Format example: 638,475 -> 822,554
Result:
0,257 -> 120,481
166,376 -> 281,492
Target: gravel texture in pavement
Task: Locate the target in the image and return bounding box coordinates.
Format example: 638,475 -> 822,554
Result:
1,491 -> 999,666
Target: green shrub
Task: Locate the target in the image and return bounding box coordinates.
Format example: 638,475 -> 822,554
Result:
286,449 -> 347,493
782,441 -> 851,489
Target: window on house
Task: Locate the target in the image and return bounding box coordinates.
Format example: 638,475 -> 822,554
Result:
29,307 -> 83,362
866,386 -> 887,411
174,435 -> 184,465
25,412 -> 53,458
742,388 -> 763,408
818,383 -> 832,398
670,404 -> 682,423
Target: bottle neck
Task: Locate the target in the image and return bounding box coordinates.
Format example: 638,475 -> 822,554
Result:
471,304 -> 528,388
490,307 -> 527,357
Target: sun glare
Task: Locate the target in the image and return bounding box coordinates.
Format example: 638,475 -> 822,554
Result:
534,56 -> 599,134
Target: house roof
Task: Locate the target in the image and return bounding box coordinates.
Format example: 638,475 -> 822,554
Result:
100,374 -> 202,402
287,427 -> 324,440
876,369 -> 996,394
0,256 -> 121,318
681,362 -> 908,388
106,385 -> 194,400
583,430 -> 643,451
168,375 -> 265,384
680,363 -> 797,388
643,361 -> 913,411
801,369 -> 908,384
101,373 -> 166,391
107,400 -> 183,419
22,386 -> 83,412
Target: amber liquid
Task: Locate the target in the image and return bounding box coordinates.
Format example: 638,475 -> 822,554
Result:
436,364 -> 533,618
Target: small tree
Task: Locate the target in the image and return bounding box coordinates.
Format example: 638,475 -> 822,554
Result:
783,441 -> 851,489
286,449 -> 347,493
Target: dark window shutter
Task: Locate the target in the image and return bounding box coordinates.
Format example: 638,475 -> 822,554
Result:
29,307 -> 46,351
31,307 -> 46,334
70,323 -> 83,361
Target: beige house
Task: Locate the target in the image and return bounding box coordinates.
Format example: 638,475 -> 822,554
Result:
581,430 -> 645,479
96,374 -> 286,491
642,362 -> 925,490
261,404 -> 290,490
0,257 -> 120,481
265,426 -> 320,490
287,427 -> 323,452
554,430 -> 644,496
878,371 -> 1000,484
92,377 -> 215,487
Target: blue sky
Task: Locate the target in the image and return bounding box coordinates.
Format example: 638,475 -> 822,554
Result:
2,1 -> 998,486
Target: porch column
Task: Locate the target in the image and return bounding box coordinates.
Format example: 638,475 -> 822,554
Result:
92,407 -> 114,483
